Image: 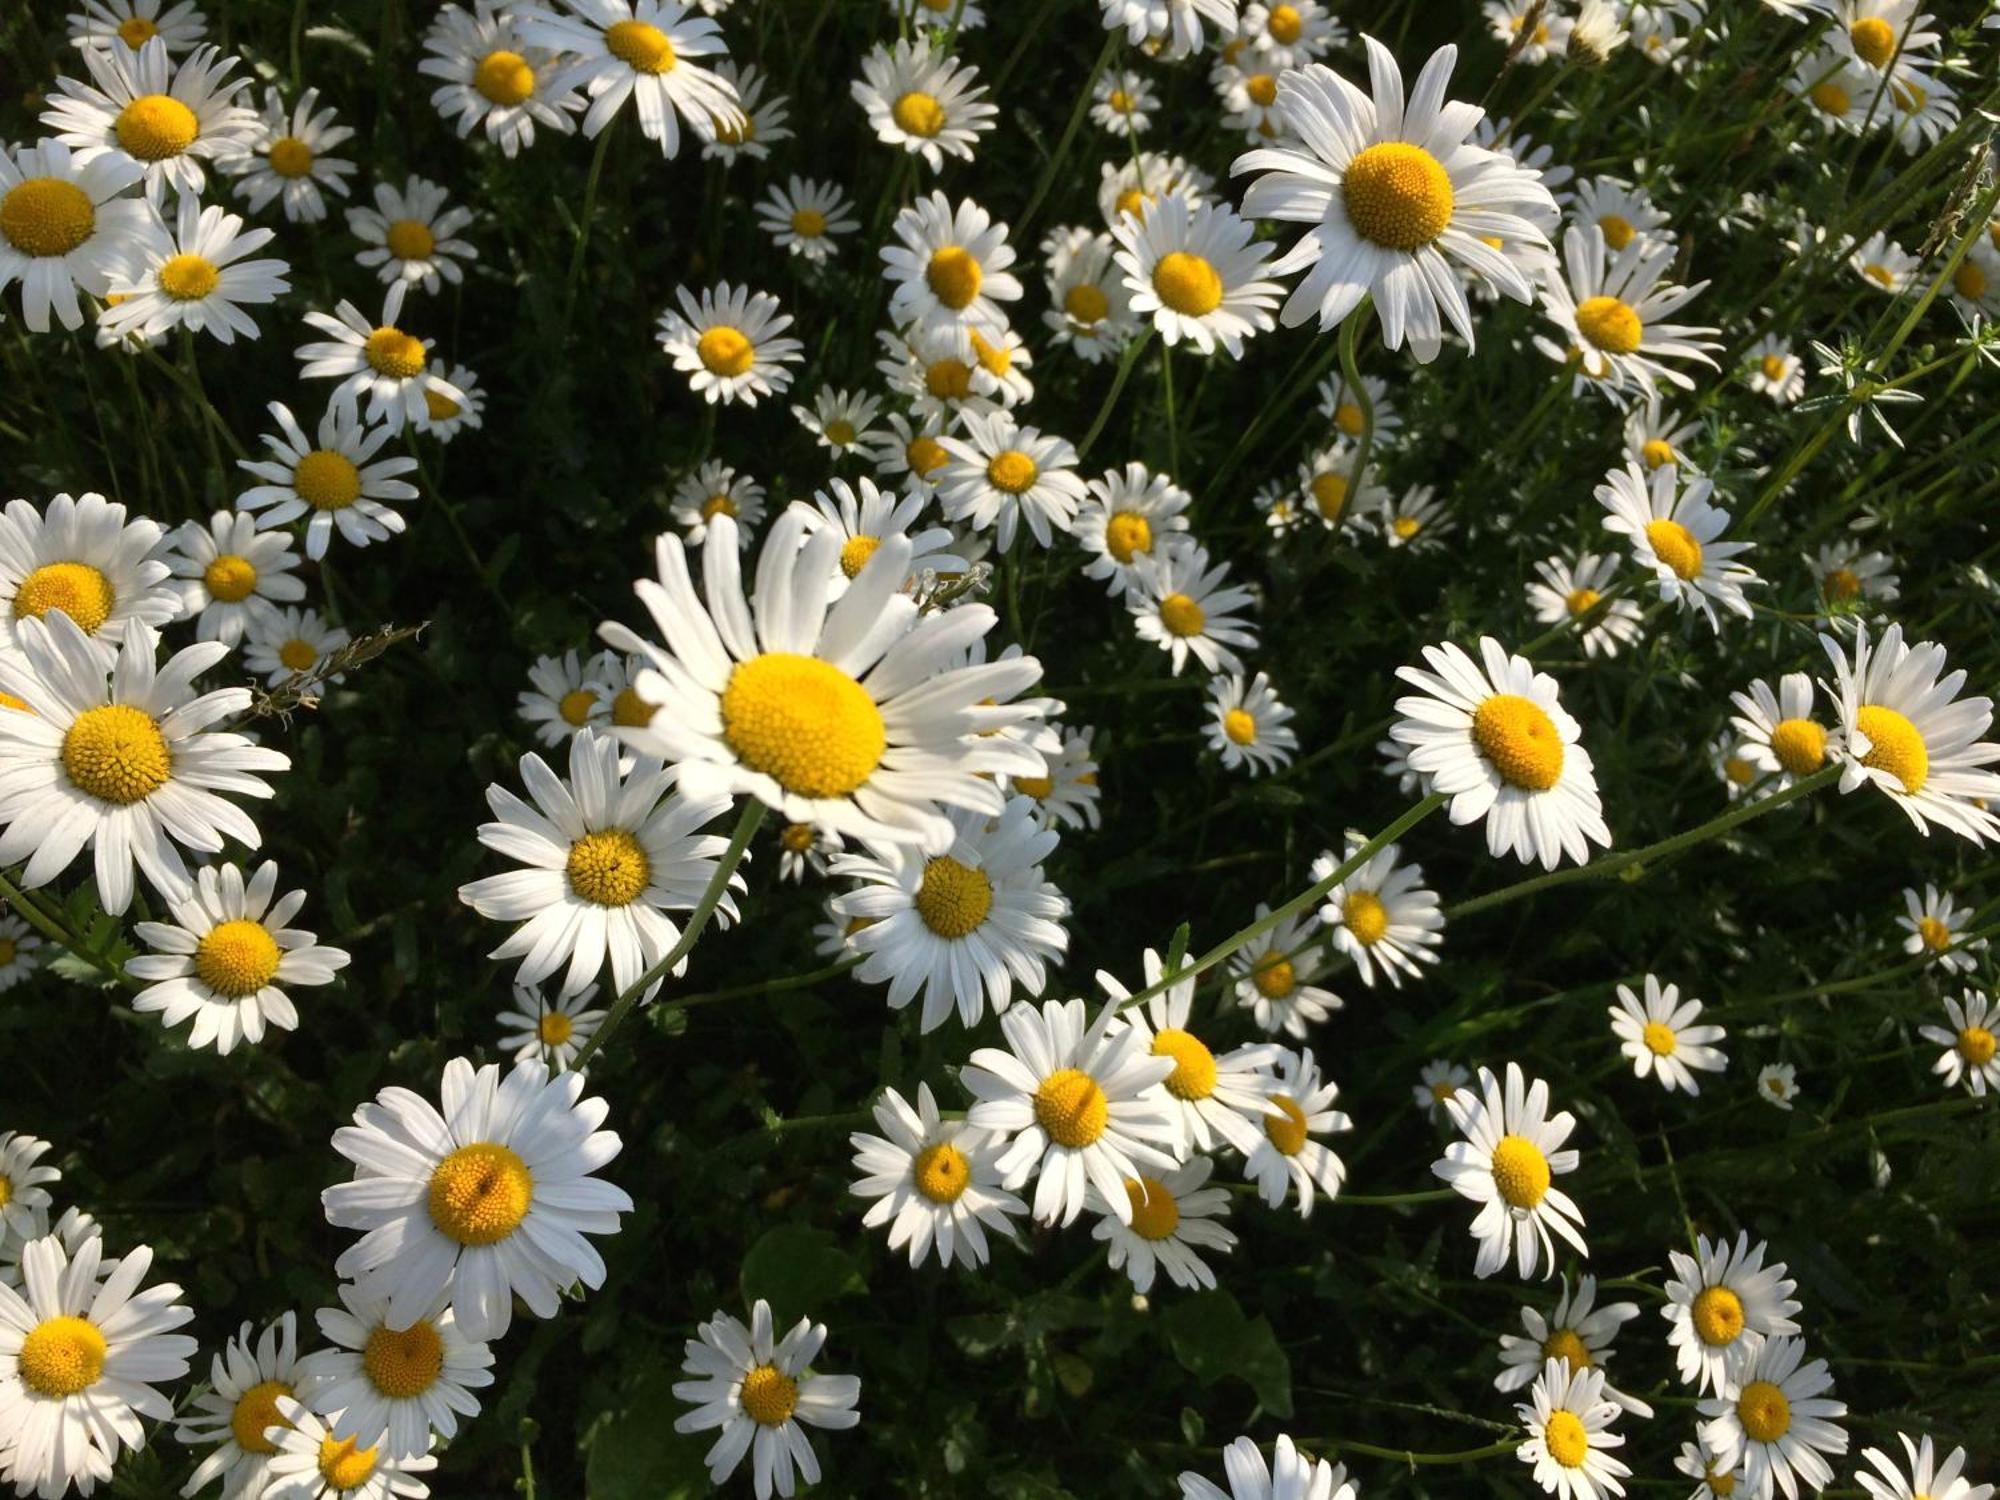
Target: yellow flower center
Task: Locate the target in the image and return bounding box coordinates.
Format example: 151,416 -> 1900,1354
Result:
290,449 -> 363,512
1151,251 -> 1224,317
1246,73 -> 1278,107
822,418 -> 858,448
1341,890 -> 1389,946
1736,1380 -> 1791,1444
1710,1470 -> 1738,1498
1642,1020 -> 1677,1056
427,1142 -> 533,1245
1310,471 -> 1348,521
0,177 -> 97,257
62,703 -> 171,804
14,561 -> 115,633
696,326 -> 755,377
968,329 -> 1011,376
1342,142 -> 1455,250
1158,592 -> 1205,638
1645,518 -> 1703,580
700,495 -> 737,521
711,110 -> 754,145
925,246 -> 982,310
267,136 -> 315,177
565,828 -> 652,907
158,251 -> 220,301
1543,1410 -> 1590,1468
1033,1067 -> 1108,1148
1250,951 -> 1298,1000
1954,260 -> 1988,301
1959,1026 -> 1997,1067
363,1319 -> 444,1400
203,552 -> 257,602
1267,3 -> 1303,42
1123,1178 -> 1180,1240
1115,187 -> 1151,221
1598,213 -> 1636,251
611,686 -> 656,728
1489,1133 -> 1551,1209
924,358 -> 972,401
1471,694 -> 1564,791
1723,755 -> 1754,787
1811,81 -> 1852,116
115,94 -> 200,161
317,1436 -> 380,1493
1429,1080 -> 1458,1104
1089,511 -> 1150,568
1329,402 -> 1364,440
1848,15 -> 1896,67
1641,438 -> 1675,470
0,939 -> 14,964
1013,774 -> 1054,798
1056,283 -> 1109,331
904,439 -> 948,481
551,687 -> 596,727
1392,516 -> 1422,540
1222,707 -> 1257,746
1544,1327 -> 1594,1370
475,49 -> 537,106
1822,566 -> 1861,601
740,1364 -> 796,1426
1691,1285 -> 1745,1346
604,18 -> 676,72
385,219 -> 436,261
195,919 -> 282,998
1916,915 -> 1951,951
721,652 -> 886,799
1856,704 -> 1928,794
365,326 -> 427,380
913,1141 -> 970,1203
1575,294 -> 1644,354
1264,1095 -> 1309,1156
891,90 -> 946,137
539,1010 -> 574,1045
117,14 -> 158,44
1564,587 -> 1602,617
18,1316 -> 107,1397
987,449 -> 1039,495
229,1379 -> 293,1454
789,207 -> 827,238
1863,262 -> 1895,287
276,639 -> 318,673
1768,718 -> 1826,776
1108,88 -> 1135,114
1760,353 -> 1789,383
914,855 -> 994,938
1152,1027 -> 1217,1101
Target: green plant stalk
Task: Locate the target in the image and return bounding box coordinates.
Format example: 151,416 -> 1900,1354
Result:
0,869 -> 135,990
1337,298 -> 1376,499
1078,327 -> 1154,458
1017,30 -> 1120,237
1322,1437 -> 1522,1466
559,122 -> 617,338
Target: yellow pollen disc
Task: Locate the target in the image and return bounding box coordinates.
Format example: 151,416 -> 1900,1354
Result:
823,418 -> 858,447
1736,1380 -> 1791,1444
913,1141 -> 970,1203
969,330 -> 1011,376
891,90 -> 946,137
1959,1026 -> 1997,1067
117,14 -> 158,44
1691,1285 -> 1745,1346
18,1316 -> 107,1397
1267,3 -> 1303,42
62,703 -> 170,804
711,110 -> 753,145
721,652 -> 886,799
789,207 -> 826,238
566,828 -> 652,907
1954,261 -> 1988,301
1645,518 -> 1703,580
1847,15 -> 1895,67
1489,1133 -> 1551,1209
925,246 -> 983,310
423,388 -> 464,425
427,1142 -> 533,1245
1392,516 -> 1422,540
1310,471 -> 1348,521
780,824 -> 818,857
1768,718 -> 1826,776
1342,142 -> 1455,250
1429,1080 -> 1458,1104
203,553 -> 257,602
700,495 -> 738,521
475,49 -> 536,106
1543,1410 -> 1590,1468
557,687 -> 596,726
385,219 -> 436,261
1108,88 -> 1135,113
1,177 -> 97,258
1565,587 -> 1602,617
1598,213 -> 1636,251
1158,592 -> 1205,638
1760,353 -> 1789,382
924,357 -> 972,400
1724,756 -> 1754,787
1152,1027 -> 1217,1101
1342,889 -> 1389,946
1575,294 -> 1643,354
1333,400 -> 1365,437
1642,1020 -> 1677,1056
1471,694 -> 1564,792
317,1435 -> 380,1492
1641,438 -> 1676,470
267,136 -> 314,177
1821,566 -> 1862,602
1543,1327 -> 1594,1370
1915,914 -> 1950,951
1251,954 -> 1295,999
276,639 -> 318,672
610,686 -> 657,729
1034,1067 -> 1108,1148
0,939 -> 13,964
1123,1177 -> 1180,1240
740,1364 -> 797,1426
229,1379 -> 293,1454
1151,251 -> 1223,317
539,1010 -> 574,1045
158,252 -> 220,301
696,325 -> 754,377
1011,773 -> 1060,802
1863,262 -> 1896,287
14,561 -> 115,633
1264,1095 -> 1309,1156
1222,707 -> 1257,746
363,1320 -> 444,1400
1811,81 -> 1852,116
835,534 -> 884,580
1246,73 -> 1278,107
1711,1471 -> 1738,1498
914,855 -> 994,938
604,18 -> 675,73
290,449 -> 363,512
115,94 -> 199,161
1103,511 -> 1152,564
195,919 -> 282,998
1115,187 -> 1151,220
365,326 -> 427,380
1856,704 -> 1928,794
987,449 -> 1039,495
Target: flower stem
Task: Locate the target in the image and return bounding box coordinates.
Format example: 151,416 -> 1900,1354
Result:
1078,327 -> 1153,458
560,122 -> 617,341
1320,1437 -> 1522,1466
1337,297 -> 1376,497
1018,29 -> 1119,238
0,868 -> 135,990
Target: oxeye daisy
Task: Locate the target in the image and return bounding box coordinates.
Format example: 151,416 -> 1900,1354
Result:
457,727 -> 740,999
1101,949 -> 1279,1156
0,1209 -> 102,1293
1564,0 -> 1629,64
295,1281 -> 493,1459
0,917 -> 45,993
963,324 -> 1035,407
1746,335 -> 1806,405
1316,370 -> 1399,442
1497,1275 -> 1651,1413
413,357 -> 484,440
1415,1058 -> 1472,1121
1241,0 -> 1343,67
297,283 -> 464,432
1091,67 -> 1158,137
773,820 -> 842,884
1857,1433 -> 1995,1500
1376,483 -> 1451,549
517,0 -> 742,159
1206,671 -> 1298,775
1010,723 -> 1101,832
174,1312 -> 305,1500
1609,975 -> 1727,1095
498,983 -> 606,1071
263,1396 -> 437,1500
1231,39 -> 1558,357
1219,64 -> 1294,146
517,648 -> 610,746
226,86 -> 355,222
892,0 -> 986,30
1821,622 -> 2000,844
1112,190 -> 1280,359
1091,1153 -> 1235,1294
1623,403 -> 1705,474
1598,462 -> 1757,629
1181,1435 -> 1354,1500
1228,906 -> 1342,1038
793,388 -> 883,461
1897,884 -> 1985,973
1257,482 -> 1305,536
1432,1061 -> 1587,1280
1847,229 -> 1917,292
1517,1358 -> 1633,1500
848,1083 -> 1024,1271
1758,1063 -> 1800,1109
853,39 -> 995,170
1240,1047 -> 1349,1215
0,490 -> 178,663
793,477 -> 964,599
1295,444 -> 1388,531
934,410 -> 1086,551
1540,227 -> 1719,401
1571,178 -> 1669,253
1313,829 -> 1443,987
656,282 -> 802,407
168,509 -> 305,645
0,1137 -> 59,1241
420,0 -> 580,157
601,511 -> 1048,853
1677,1441 -> 1749,1500
1487,0 -> 1569,62
41,38 -> 256,204
1527,554 -> 1643,659
1070,463 -> 1190,596
701,60 -> 789,161
69,0 -> 209,54
1698,1337 -> 1848,1500
1099,0 -> 1239,59
881,191 -> 1023,350
1663,1231 -> 1802,1394
1128,545 -> 1258,676
669,461 -> 767,548
876,326 -> 1004,424
1920,991 -> 2000,1097
1811,542 -> 1898,614
99,193 -> 289,344
754,176 -> 857,263
346,176 -> 476,295
0,139 -> 153,334
1728,673 -> 1829,791
671,1300 -> 860,1500
1827,0 -> 1940,68
1098,152 -> 1212,231
236,399 -> 419,557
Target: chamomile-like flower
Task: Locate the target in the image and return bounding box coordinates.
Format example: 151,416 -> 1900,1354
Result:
755,177 -> 857,263
848,1083 -> 1025,1270
1040,224 -> 1137,362
701,60 -> 789,161
0,490 -> 177,663
168,509 -> 304,645
1240,1047 -> 1349,1215
99,194 -> 289,345
1856,1433 -> 1995,1500
1572,178 -> 1669,253
1011,723 -> 1101,833
1316,370 -> 1399,443
174,1312 -> 304,1500
1240,0 -> 1343,66
656,282 -> 802,406
1526,553 -> 1643,658
498,983 -> 606,1071
68,0 -> 209,54
1517,1358 -> 1633,1500
1609,975 -> 1727,1095
1747,335 -> 1806,405
792,478 -> 963,599
226,86 -> 355,222
1377,483 -> 1452,550
420,0 -> 580,156
793,388 -> 882,462
517,649 -> 610,747
1758,1063 -> 1800,1110
1206,671 -> 1298,774
296,283 -> 464,433
1920,991 -> 2000,1097
1092,67 -> 1158,137
1415,1059 -> 1472,1121
295,1280 -> 493,1459
1228,907 -> 1341,1038
1432,1061 -> 1587,1280
1623,402 -> 1705,474
1179,1434 -> 1355,1500
1295,445 -> 1388,531
236,400 -> 420,557
1488,0 -> 1569,62
881,192 -> 1023,350
1848,230 -> 1917,292
1103,951 -> 1279,1156
1219,64 -> 1294,145
1099,0 -> 1239,57
1128,546 -> 1258,676
669,461 -> 766,548
1113,190 -> 1280,358
0,1138 -> 58,1242
263,1397 -> 437,1500
1098,152 -> 1212,230
1314,829 -> 1443,987
41,38 -> 256,204
853,39 -> 995,170
413,357 -> 483,440
0,138 -> 153,334
1540,227 -> 1719,401
1812,540 -> 1899,613
1678,1442 -> 1750,1500
1663,1231 -> 1802,1394
934,410 -> 1086,550
1497,1275 -> 1650,1413
1598,462 -> 1757,629
0,918 -> 44,994
347,176 -> 476,295
1091,1153 -> 1235,1293
1697,1336 -> 1848,1500
1728,673 -> 1829,791
518,0 -> 742,158
1897,884 -> 1985,973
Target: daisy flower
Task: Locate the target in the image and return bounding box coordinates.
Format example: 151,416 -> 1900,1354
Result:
893,0 -> 986,29
98,193 -> 287,344
517,648 -> 609,746
0,1138 -> 58,1242
876,326 -> 1007,423
41,37 -> 256,203
1091,67 -> 1158,137
1747,335 -> 1806,405
1857,1433 -> 1995,1500
881,191 -> 1023,350
935,410 -> 1087,550
1728,673 -> 1830,790
1432,1062 -> 1587,1280
1517,1358 -> 1633,1500
347,176 -> 477,295
701,61 -> 789,161
0,138 -> 153,334
263,1397 -> 437,1500
413,357 -> 484,440
793,388 -> 882,461
1180,1436 -> 1355,1500
1758,1063 -> 1800,1110
1812,542 -> 1898,612
1663,1231 -> 1802,1394
1377,484 -> 1451,549
1897,884 -> 1985,973
168,509 -> 305,645
774,821 -> 841,884
963,324 -> 1035,407
517,0 -> 742,158
1919,991 -> 2000,1096
1232,40 -> 1559,357
1099,0 -> 1238,58
225,86 -> 355,222
1011,723 -> 1101,833
1540,227 -> 1719,401
1677,1442 -> 1750,1500
1228,907 -> 1341,1038
1789,49 -> 1870,135
1316,370 -> 1399,442
1314,829 -> 1443,986
1488,0 -> 1569,62
174,1312 -> 304,1500
1296,445 -> 1388,531
498,983 -> 606,1071
830,795 -> 1069,1033
1946,241 -> 1999,320
1848,230 -> 1918,292
236,399 -> 419,557
296,283 -> 464,433
754,176 -> 857,263
295,1279 -> 494,1458
1564,0 -> 1629,62
1128,545 -> 1258,676
1415,1059 -> 1472,1121
1527,554 -> 1643,658
0,491 -> 177,663
1598,462 -> 1757,629
1623,403 -> 1705,473
1219,65 -> 1293,145
655,282 -> 802,406
600,510 -> 1047,853
456,727 -> 740,999
1206,671 -> 1299,774
1609,975 -> 1727,1095
671,1300 -> 859,1500
0,917 -> 45,993
68,0 -> 208,53
669,461 -> 767,548
1497,1275 -> 1650,1413
1092,1153 -> 1235,1294
853,39 -> 995,170
420,0 -> 580,157
792,477 -> 963,599
1240,1047 -> 1349,1215
1102,950 -> 1279,1156
1572,178 -> 1669,253
1829,0 -> 1940,68
1112,190 -> 1280,358
1820,622 -> 2000,844
1099,152 -> 1213,230
1240,0 -> 1343,67
1697,1336 -> 1848,1500
848,1083 -> 1025,1271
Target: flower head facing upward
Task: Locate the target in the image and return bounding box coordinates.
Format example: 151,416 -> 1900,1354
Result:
1697,1335 -> 1848,1500
1432,1062 -> 1587,1279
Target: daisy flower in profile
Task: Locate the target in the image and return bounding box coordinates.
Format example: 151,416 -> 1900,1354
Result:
1758,1063 -> 1799,1109
1820,622 -> 2000,844
1540,227 -> 1719,401
793,388 -> 882,461
127,859 -> 349,1055
1128,546 -> 1258,676
1314,830 -> 1443,987
1598,462 -> 1757,629
672,1300 -> 860,1500
1011,723 -> 1101,833
457,727 -> 739,998
1415,1059 -> 1471,1121
0,917 -> 44,992
881,192 -> 1023,348
1207,672 -> 1298,774
0,139 -> 152,334
519,648 -> 610,746
1228,907 -> 1341,1038
0,491 -> 177,663
1848,230 -> 1917,293
1241,1047 -> 1349,1215
1609,975 -> 1727,1095
297,283 -> 464,432
1698,1337 -> 1848,1500
518,0 -> 742,158
1433,1062 -> 1586,1279
849,1083 -> 1025,1271
1099,151 -> 1213,230
1677,1442 -> 1749,1500
670,461 -> 767,547
1920,991 -> 2000,1097
1092,1154 -> 1235,1293
1897,884 -> 1985,973
701,60 -> 789,161
1663,1231 -> 1802,1394
1377,484 -> 1451,550
347,176 -> 476,295
0,615 -> 288,914
498,983 -> 606,1071
99,194 -> 288,345
1103,950 -> 1278,1156
295,1280 -> 493,1458
1497,1275 -> 1650,1413
1296,445 -> 1387,531
935,410 -> 1087,550
1041,225 -> 1138,362
1527,554 -> 1643,658
414,357 -> 484,440
226,86 -> 355,222
1728,673 -> 1829,791
0,1235 -> 197,1500
68,0 -> 208,53
263,1396 -> 437,1500
853,39 -> 995,170
1232,40 -> 1558,357
1091,67 -> 1158,136
1946,242 -> 1998,320
755,177 -> 857,263
1857,1433 -> 1995,1500
1746,335 -> 1806,405
1180,1434 -> 1355,1500
1572,178 -> 1668,253
174,1312 -> 304,1500
420,0 -> 579,157
1517,1358 -> 1633,1500
1099,0 -> 1238,58
656,282 -> 802,407
1812,541 -> 1898,613
168,509 -> 304,645
1112,190 -> 1280,358
0,1137 -> 58,1240
41,38 -> 256,203
793,476 -> 963,598
236,399 -> 419,557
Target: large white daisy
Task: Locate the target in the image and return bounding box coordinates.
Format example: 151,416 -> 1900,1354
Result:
517,0 -> 741,157
1112,189 -> 1281,358
1662,1231 -> 1802,1395
934,410 -> 1087,551
1597,462 -> 1757,630
0,139 -> 153,333
1313,828 -> 1443,986
236,400 -> 420,559
173,1311 -> 305,1500
847,1083 -> 1025,1271
295,1279 -> 494,1459
1697,1336 -> 1848,1500
1432,1061 -> 1587,1280
0,490 -> 178,663
41,37 -> 256,203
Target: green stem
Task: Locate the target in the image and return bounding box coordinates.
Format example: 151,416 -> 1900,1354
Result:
1334,1188 -> 1456,1207
560,123 -> 617,339
1322,1437 -> 1522,1466
1337,298 -> 1375,498
0,869 -> 135,990
1078,327 -> 1153,458
1159,340 -> 1179,477
1018,30 -> 1119,237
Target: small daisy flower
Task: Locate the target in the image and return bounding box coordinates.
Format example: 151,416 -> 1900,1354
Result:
1228,907 -> 1341,1038
849,1083 -> 1025,1271
1663,1231 -> 1803,1394
876,326 -> 1005,424
1315,370 -> 1399,443
174,1312 -> 304,1500
963,323 -> 1035,407
1698,1336 -> 1848,1500
1206,671 -> 1298,775
1728,673 -> 1830,791
1295,444 -> 1388,531
0,916 -> 45,993
1314,829 -> 1443,987
0,490 -> 177,664
1433,1061 -> 1587,1280
226,86 -> 355,222
0,1137 -> 58,1241
1857,1433 -> 1996,1500
296,1280 -> 494,1459
1488,0 -> 1569,62
518,648 -> 611,746
1623,402 -> 1705,473
42,37 -> 256,204
99,193 -> 288,345
1098,151 -> 1213,231
1415,1059 -> 1472,1122
243,606 -> 350,689
669,460 -> 767,547
1257,482 -> 1305,536
69,0 -> 208,54
420,0 -> 580,157
1564,0 -> 1629,63
1011,723 -> 1101,833
1113,190 -> 1281,359
1527,553 -> 1644,659
1572,178 -> 1669,253
1241,1047 -> 1349,1215
892,0 -> 986,30
1848,229 -> 1918,292
1517,1358 -> 1633,1500
1758,1063 -> 1799,1110
1240,0 -> 1343,67
935,410 -> 1087,550
881,191 -> 1023,350
1377,483 -> 1452,550
1092,1153 -> 1235,1294
264,1396 -> 437,1500
518,0 -> 742,159
236,399 -> 420,557
656,281 -> 802,406
168,509 -> 305,645
1746,335 -> 1806,405
0,138 -> 153,334
774,821 -> 842,884
347,176 -> 476,295
1128,545 -> 1258,676
755,176 -> 857,263
1180,1434 -> 1355,1500
1091,67 -> 1158,136
1074,461 -> 1192,593
296,283 -> 464,433
498,983 -> 606,1071
793,387 -> 883,461
1811,540 -> 1899,613
1714,734 -> 1761,802
792,476 -> 964,598
1677,1442 -> 1750,1500
1218,64 -> 1293,145
414,357 -> 484,440
1041,224 -> 1138,362
1540,227 -> 1719,402
1920,991 -> 2000,1097
1103,950 -> 1279,1156
853,39 -> 995,170
1897,884 -> 1985,973
1497,1275 -> 1651,1413
701,60 -> 789,161
1789,48 -> 1872,132
1598,462 -> 1757,630
1099,0 -> 1239,57
1609,975 -> 1727,1095
1945,241 -> 1999,320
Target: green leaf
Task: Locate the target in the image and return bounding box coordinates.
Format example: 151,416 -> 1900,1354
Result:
1159,1289 -> 1293,1418
738,1224 -> 864,1326
583,1372 -> 714,1500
